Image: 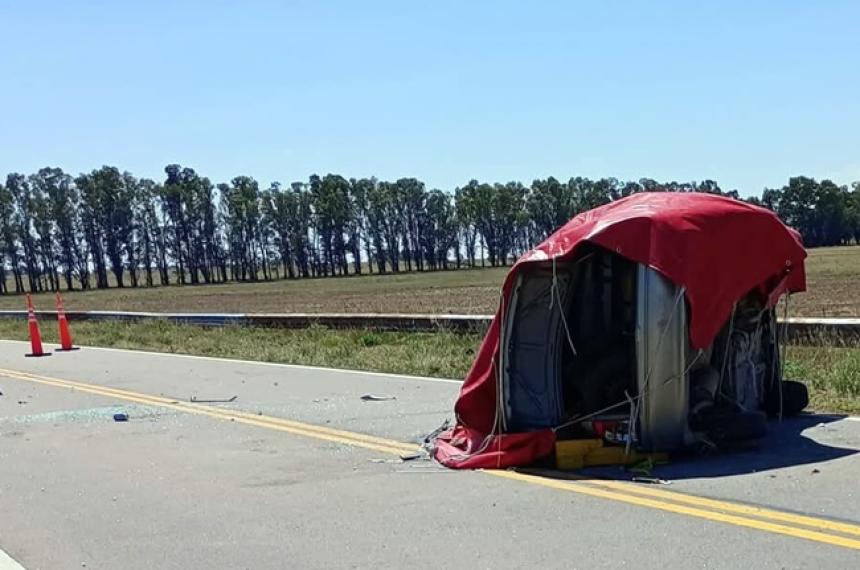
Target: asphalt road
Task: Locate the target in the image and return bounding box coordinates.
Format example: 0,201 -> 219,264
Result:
0,340 -> 858,569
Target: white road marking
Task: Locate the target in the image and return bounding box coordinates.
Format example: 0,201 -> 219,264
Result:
0,548 -> 27,570
0,339 -> 463,384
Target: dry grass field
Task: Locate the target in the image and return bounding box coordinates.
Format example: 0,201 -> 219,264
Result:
0,246 -> 857,317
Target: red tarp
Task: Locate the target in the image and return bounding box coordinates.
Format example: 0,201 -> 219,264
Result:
434,193 -> 807,469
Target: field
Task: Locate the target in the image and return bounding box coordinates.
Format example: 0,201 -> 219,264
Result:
0,245 -> 858,317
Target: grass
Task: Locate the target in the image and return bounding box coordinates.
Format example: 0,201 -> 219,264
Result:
0,319 -> 480,380
0,245 -> 857,317
0,318 -> 857,414
784,346 -> 860,414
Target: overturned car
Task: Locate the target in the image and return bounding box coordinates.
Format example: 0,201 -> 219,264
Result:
434,193 -> 808,469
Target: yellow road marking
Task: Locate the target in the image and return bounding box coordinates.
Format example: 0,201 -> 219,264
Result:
584,479 -> 860,538
3,366 -> 859,551
0,367 -> 418,456
488,470 -> 860,551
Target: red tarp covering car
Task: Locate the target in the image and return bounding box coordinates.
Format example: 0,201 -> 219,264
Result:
433,192 -> 807,469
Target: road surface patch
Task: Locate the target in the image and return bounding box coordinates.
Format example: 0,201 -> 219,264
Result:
2,365 -> 859,552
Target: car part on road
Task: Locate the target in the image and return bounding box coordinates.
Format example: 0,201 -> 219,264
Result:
630,476 -> 672,485
189,395 -> 238,403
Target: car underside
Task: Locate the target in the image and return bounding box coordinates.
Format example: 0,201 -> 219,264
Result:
501,244 -> 808,453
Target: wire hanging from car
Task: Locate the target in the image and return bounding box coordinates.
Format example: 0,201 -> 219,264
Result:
778,293 -> 793,421
715,302 -> 737,402
550,253 -> 580,356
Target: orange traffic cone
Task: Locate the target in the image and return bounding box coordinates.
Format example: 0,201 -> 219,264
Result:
55,292 -> 78,351
25,294 -> 50,357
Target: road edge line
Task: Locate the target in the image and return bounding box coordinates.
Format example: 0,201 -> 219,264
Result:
0,339 -> 462,384
0,548 -> 27,570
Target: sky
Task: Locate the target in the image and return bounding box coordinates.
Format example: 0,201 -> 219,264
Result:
1,1 -> 859,197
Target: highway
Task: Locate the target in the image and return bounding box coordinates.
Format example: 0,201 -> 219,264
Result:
0,340 -> 858,569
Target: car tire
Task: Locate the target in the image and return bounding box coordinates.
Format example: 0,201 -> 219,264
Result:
764,380 -> 809,417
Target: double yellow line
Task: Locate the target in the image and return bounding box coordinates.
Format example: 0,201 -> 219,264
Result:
2,366 -> 859,551
490,471 -> 860,550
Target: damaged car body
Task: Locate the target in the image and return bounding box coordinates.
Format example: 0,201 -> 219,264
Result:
433,192 -> 808,469
501,247 -> 806,454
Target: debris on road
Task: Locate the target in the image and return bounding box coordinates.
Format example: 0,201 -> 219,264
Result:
113,413 -> 129,422
189,395 -> 238,403
360,394 -> 396,401
631,476 -> 672,485
369,452 -> 425,464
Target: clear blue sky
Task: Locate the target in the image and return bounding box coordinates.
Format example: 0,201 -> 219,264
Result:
2,1 -> 858,196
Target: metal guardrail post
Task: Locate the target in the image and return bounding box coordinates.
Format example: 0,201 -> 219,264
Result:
0,310 -> 857,346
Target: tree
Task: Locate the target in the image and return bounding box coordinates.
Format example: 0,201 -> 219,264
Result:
2,164 -> 859,297
350,177 -> 378,274
76,167 -> 134,288
454,186 -> 477,267
133,178 -> 162,287
422,189 -> 457,269
161,165 -> 221,285
527,177 -> 575,239
30,168 -> 80,290
764,177 -> 853,247
6,173 -> 48,292
492,182 -> 527,265
848,183 -> 860,243
219,176 -> 265,281
311,174 -> 352,276
0,182 -> 20,293
262,182 -> 296,279
364,180 -> 391,273
376,181 -> 402,272
394,178 -> 426,272
160,165 -> 186,284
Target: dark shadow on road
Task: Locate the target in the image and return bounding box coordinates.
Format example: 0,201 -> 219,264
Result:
527,413 -> 858,482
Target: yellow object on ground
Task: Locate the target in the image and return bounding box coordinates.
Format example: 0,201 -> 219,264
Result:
555,438 -> 603,469
555,438 -> 668,469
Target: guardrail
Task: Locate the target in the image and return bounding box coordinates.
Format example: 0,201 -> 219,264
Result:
0,310 -> 858,346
